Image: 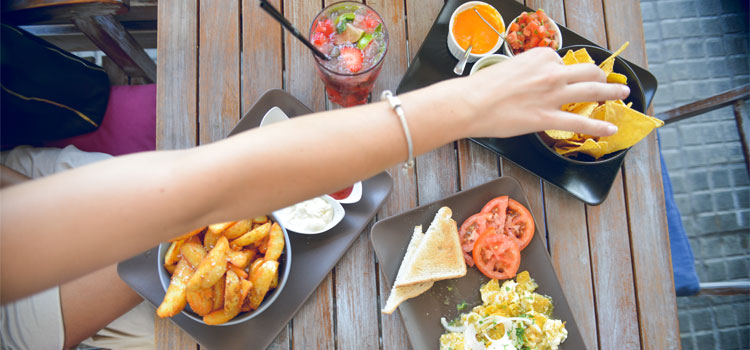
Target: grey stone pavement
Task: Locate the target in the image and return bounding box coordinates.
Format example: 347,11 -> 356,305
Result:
640,0 -> 749,349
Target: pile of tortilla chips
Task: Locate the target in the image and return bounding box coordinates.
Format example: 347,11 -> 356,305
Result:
543,42 -> 664,160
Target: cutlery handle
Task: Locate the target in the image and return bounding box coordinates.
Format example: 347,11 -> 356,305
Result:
454,46 -> 472,75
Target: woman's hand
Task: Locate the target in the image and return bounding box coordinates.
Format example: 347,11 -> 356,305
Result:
456,47 -> 629,139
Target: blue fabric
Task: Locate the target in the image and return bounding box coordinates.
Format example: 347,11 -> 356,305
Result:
658,132 -> 700,296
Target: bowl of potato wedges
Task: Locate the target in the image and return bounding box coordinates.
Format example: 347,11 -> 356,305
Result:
155,215 -> 291,325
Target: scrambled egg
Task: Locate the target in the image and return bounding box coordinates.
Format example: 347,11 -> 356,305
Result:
439,271 -> 567,350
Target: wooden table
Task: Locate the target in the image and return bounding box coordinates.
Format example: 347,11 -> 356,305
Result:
155,0 -> 680,349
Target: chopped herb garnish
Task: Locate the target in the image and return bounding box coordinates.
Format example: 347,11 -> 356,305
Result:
457,301 -> 468,311
506,287 -> 510,291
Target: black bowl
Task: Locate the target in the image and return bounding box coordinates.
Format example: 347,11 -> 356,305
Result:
530,44 -> 647,165
157,215 -> 292,326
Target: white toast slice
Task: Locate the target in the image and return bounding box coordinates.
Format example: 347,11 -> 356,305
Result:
393,206 -> 467,288
381,225 -> 434,314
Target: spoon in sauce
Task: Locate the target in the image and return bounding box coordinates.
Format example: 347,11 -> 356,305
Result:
453,43 -> 473,75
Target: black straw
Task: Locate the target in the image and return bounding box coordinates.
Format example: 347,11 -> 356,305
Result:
259,0 -> 331,61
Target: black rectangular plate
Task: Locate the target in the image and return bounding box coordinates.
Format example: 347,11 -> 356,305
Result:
118,89 -> 394,350
372,177 -> 586,349
397,0 -> 658,205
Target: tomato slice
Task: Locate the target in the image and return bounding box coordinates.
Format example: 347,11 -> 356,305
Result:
504,198 -> 535,250
458,212 -> 490,267
480,196 -> 508,233
472,229 -> 521,280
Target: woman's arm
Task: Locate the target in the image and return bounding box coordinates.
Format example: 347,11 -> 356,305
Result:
0,48 -> 628,303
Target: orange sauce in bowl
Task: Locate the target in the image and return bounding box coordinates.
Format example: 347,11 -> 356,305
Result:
452,4 -> 504,54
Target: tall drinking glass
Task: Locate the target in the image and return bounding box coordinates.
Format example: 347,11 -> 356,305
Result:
309,2 -> 388,107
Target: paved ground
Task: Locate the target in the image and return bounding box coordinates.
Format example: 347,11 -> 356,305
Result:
640,0 -> 749,349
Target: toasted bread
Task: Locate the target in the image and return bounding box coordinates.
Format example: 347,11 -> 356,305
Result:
393,206 -> 466,288
382,226 -> 434,314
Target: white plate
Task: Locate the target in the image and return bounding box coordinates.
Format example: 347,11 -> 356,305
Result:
273,195 -> 346,235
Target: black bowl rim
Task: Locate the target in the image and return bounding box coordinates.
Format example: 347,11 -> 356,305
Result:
156,216 -> 292,326
530,44 -> 647,165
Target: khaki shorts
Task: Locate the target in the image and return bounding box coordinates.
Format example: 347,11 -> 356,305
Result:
0,146 -> 155,350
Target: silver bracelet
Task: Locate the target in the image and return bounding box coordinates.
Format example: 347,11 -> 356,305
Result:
381,90 -> 414,172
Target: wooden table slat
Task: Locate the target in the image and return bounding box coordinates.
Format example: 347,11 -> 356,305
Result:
291,272 -> 336,349
602,1 -> 680,349
282,1 -> 335,348
242,0 -> 283,117
198,0 -> 240,144
561,0 -> 607,47
556,1 -> 645,348
586,174 -> 642,350
367,0 -> 416,347
334,225 -> 380,350
240,2 -> 289,349
155,0 -> 199,347
457,140 -> 500,190
524,3 -> 599,349
405,0 -> 458,206
156,0 -> 197,151
283,0 -> 326,113
545,186 -> 599,350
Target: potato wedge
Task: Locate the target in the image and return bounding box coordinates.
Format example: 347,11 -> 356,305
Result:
252,216 -> 268,224
157,258 -> 194,318
264,223 -> 284,261
169,227 -> 206,243
229,264 -> 248,279
203,304 -> 241,325
249,258 -> 264,276
180,242 -> 207,268
203,230 -> 220,250
186,235 -> 202,245
164,263 -> 177,275
223,219 -> 252,239
270,270 -> 279,289
227,248 -> 253,269
164,239 -> 185,266
187,236 -> 229,291
231,222 -> 271,249
248,260 -> 278,310
223,270 -> 242,313
239,279 -> 252,310
212,275 -> 225,312
187,287 -> 214,316
208,221 -> 236,235
257,236 -> 269,254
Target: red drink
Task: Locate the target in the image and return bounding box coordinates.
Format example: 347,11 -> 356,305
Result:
310,2 -> 388,107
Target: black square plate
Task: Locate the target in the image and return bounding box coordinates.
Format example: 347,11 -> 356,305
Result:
372,177 -> 586,349
118,89 -> 393,350
397,0 -> 658,205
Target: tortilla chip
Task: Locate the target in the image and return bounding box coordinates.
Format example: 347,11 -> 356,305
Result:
544,129 -> 576,140
599,101 -> 662,153
600,58 -> 614,75
591,104 -> 606,121
570,102 -> 598,117
607,72 -> 628,84
573,48 -> 595,64
561,50 -> 578,65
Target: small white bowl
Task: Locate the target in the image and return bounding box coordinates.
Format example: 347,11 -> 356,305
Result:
503,12 -> 562,57
335,181 -> 362,204
447,1 -> 505,64
259,106 -> 290,127
273,195 -> 345,235
469,54 -> 511,75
